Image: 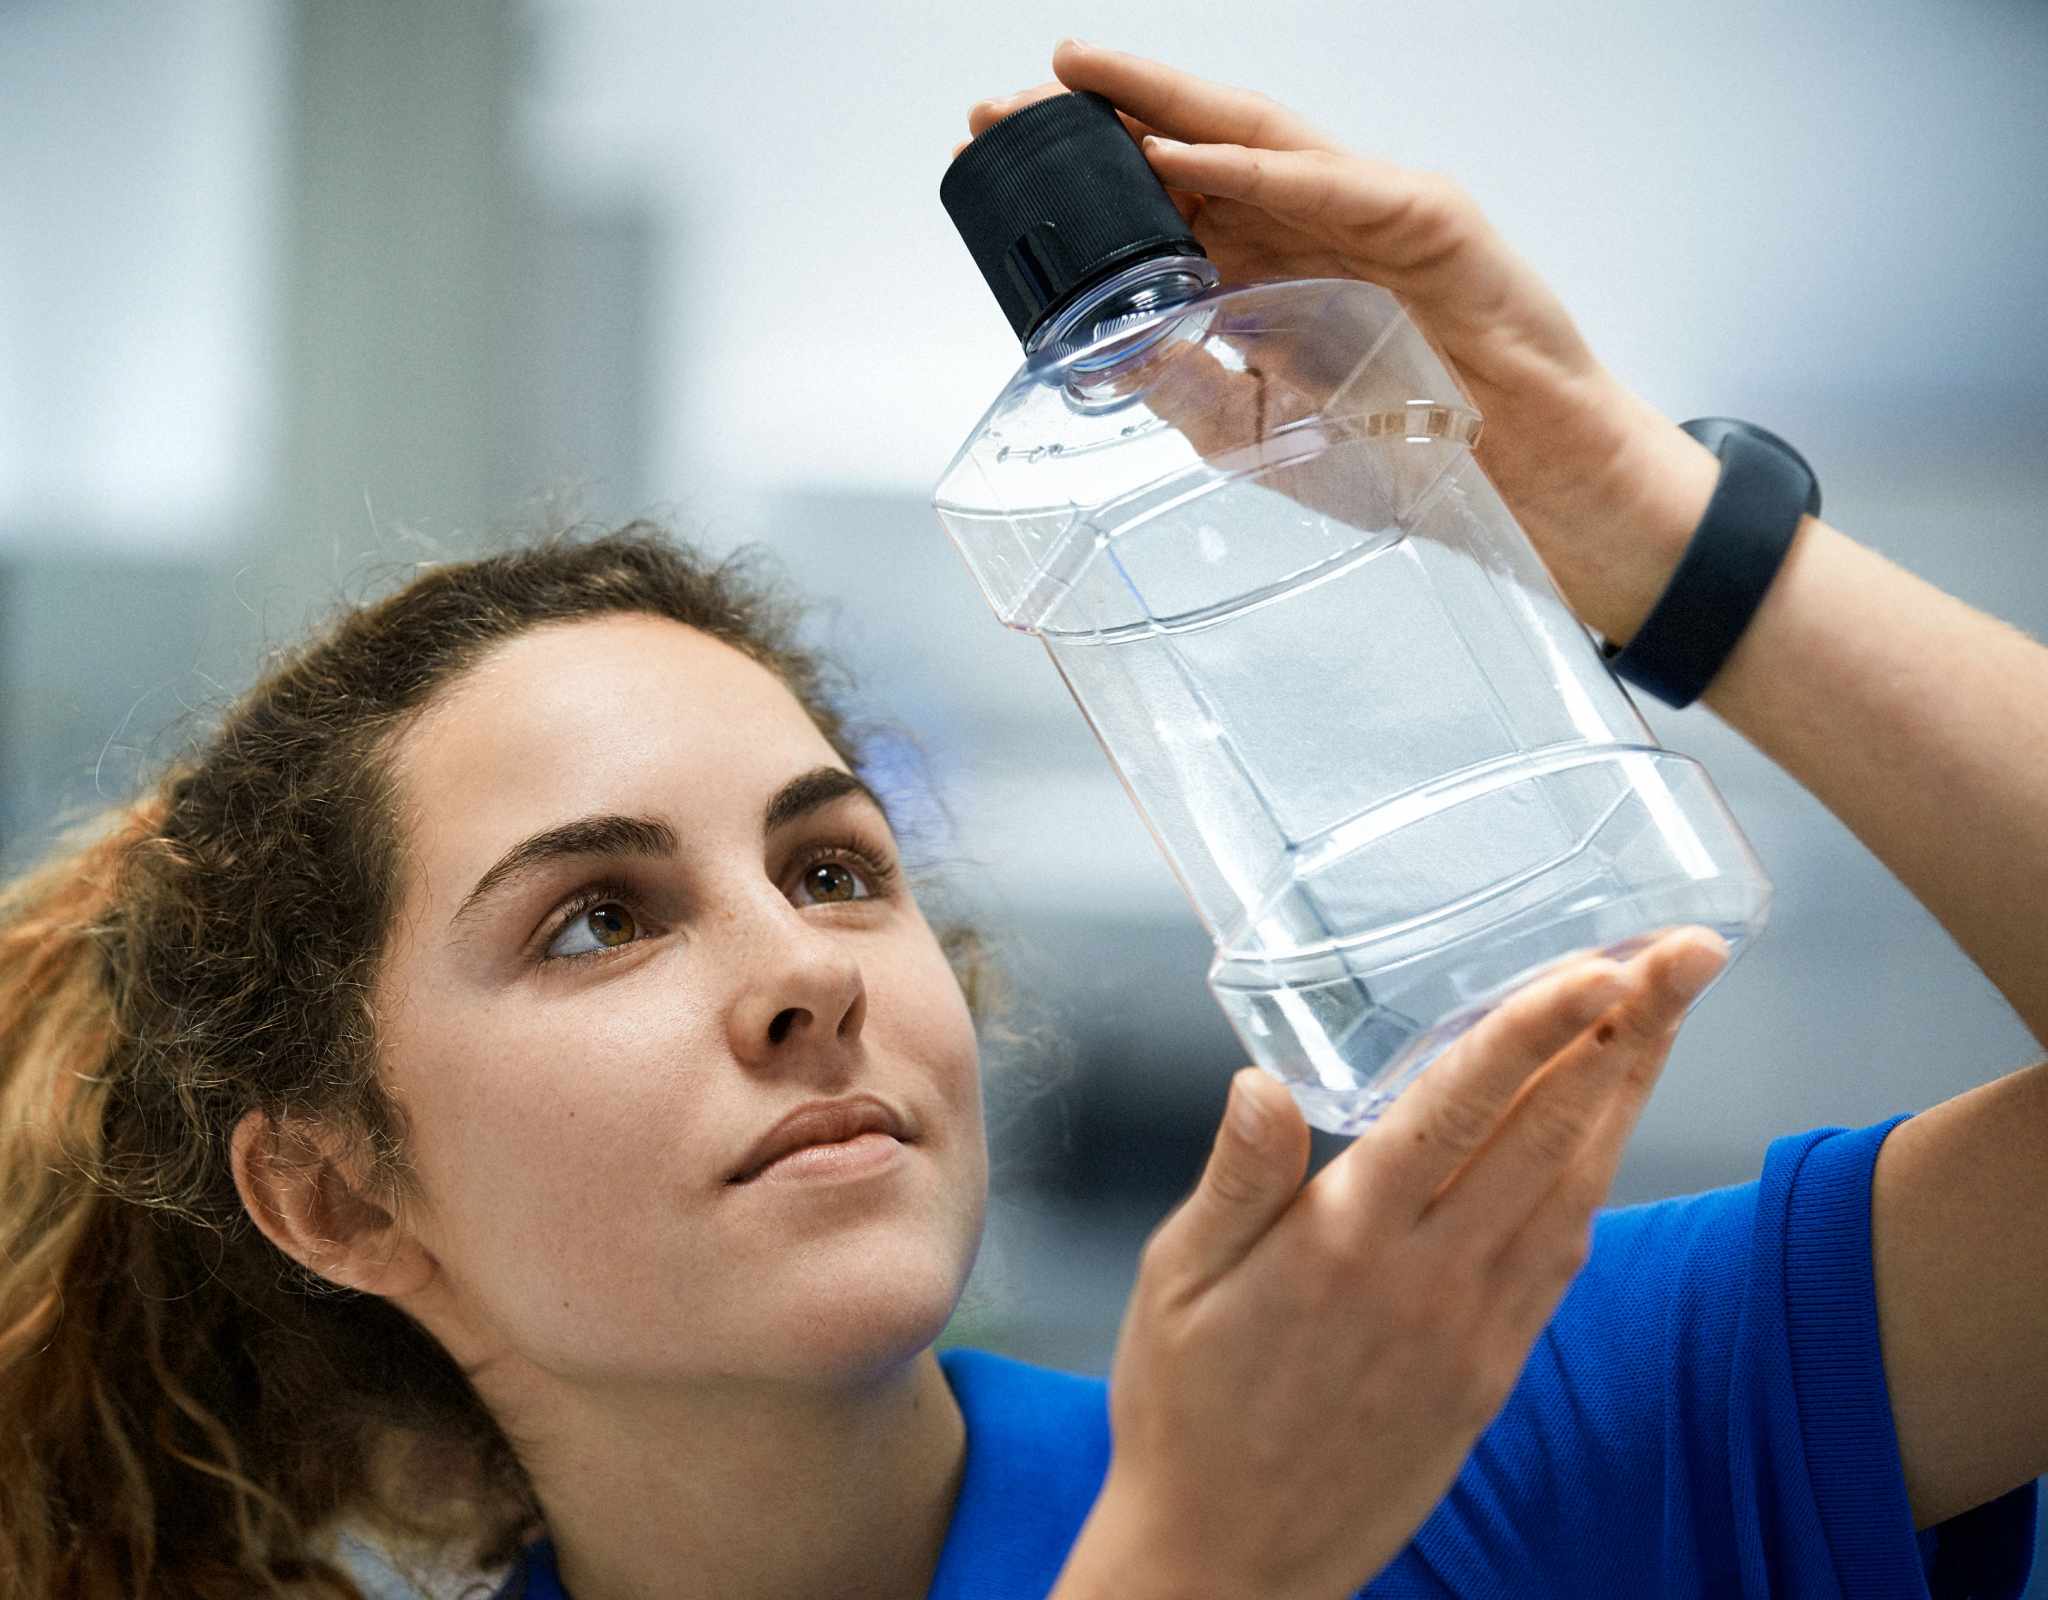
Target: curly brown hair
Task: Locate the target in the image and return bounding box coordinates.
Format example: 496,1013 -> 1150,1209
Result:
0,521 -> 1003,1598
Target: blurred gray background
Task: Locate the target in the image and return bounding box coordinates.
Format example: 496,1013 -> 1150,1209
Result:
5,0 -> 2046,1590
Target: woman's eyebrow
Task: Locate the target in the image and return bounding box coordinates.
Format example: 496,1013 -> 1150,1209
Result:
447,765 -> 886,936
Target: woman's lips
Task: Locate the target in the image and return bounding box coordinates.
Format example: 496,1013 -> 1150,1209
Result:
727,1094 -> 912,1183
744,1129 -> 904,1184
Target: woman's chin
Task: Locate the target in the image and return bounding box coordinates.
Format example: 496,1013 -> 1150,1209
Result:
746,1237 -> 980,1382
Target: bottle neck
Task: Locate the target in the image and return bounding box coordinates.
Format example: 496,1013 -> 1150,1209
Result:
1024,252 -> 1220,363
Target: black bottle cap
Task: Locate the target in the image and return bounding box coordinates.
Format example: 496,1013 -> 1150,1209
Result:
941,90 -> 1205,345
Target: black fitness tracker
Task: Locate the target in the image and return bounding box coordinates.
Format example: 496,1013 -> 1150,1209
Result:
1601,418 -> 1822,710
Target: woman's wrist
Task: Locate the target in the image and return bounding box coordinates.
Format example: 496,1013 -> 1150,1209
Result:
1052,1470 -> 1338,1600
1051,1479 -> 1214,1600
1579,386 -> 1723,650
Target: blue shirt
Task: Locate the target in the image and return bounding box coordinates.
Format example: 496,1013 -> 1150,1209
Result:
500,1115 -> 2039,1598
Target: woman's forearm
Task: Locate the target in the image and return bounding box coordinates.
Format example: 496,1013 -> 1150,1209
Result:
1626,421 -> 2048,1051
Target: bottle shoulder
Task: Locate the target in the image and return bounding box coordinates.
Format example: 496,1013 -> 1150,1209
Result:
934,275 -> 1472,519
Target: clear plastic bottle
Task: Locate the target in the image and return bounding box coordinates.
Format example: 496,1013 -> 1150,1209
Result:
935,92 -> 1768,1134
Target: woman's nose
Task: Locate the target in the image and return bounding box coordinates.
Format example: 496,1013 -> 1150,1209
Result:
725,907 -> 869,1073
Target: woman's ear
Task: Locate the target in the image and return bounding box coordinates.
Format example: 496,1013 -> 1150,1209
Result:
229,1107 -> 436,1299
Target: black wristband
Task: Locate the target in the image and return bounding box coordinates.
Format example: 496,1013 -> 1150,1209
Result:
1600,418 -> 1822,710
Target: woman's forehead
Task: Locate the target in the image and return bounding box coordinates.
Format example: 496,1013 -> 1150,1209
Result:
390,616 -> 838,870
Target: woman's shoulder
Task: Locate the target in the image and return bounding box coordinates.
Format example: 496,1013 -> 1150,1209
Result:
936,1343 -> 1111,1496
1375,1112 -> 2036,1598
939,1344 -> 1105,1415
925,1346 -> 1113,1600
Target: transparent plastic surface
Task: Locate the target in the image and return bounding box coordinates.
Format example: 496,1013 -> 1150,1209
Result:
934,258 -> 1770,1134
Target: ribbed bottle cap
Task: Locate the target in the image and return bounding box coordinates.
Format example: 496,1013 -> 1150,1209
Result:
941,90 -> 1204,345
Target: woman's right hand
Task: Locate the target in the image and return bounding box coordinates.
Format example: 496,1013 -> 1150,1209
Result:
1051,925 -> 1728,1600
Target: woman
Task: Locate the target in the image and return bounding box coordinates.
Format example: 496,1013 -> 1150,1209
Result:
0,41 -> 2039,1600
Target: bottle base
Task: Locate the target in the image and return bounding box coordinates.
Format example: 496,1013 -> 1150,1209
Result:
1206,749 -> 1769,1136
1225,914 -> 1753,1137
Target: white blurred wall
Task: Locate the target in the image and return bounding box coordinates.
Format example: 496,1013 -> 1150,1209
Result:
519,0 -> 2048,495
0,1 -> 284,546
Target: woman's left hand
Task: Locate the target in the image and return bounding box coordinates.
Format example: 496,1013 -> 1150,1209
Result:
958,43 -> 1720,651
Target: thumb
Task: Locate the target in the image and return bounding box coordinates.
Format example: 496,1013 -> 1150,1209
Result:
1171,1068 -> 1311,1279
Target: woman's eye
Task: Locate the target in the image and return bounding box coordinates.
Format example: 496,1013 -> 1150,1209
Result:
540,846 -> 892,965
545,901 -> 641,962
794,859 -> 873,907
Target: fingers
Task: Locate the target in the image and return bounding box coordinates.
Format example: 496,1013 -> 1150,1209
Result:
1138,140 -> 1387,230
1489,1070 -> 1665,1342
1421,929 -> 1729,1256
1153,1068 -> 1312,1289
1050,39 -> 1335,154
1355,953 -> 1635,1222
963,80 -> 1163,153
1137,139 -> 1500,292
966,80 -> 1066,139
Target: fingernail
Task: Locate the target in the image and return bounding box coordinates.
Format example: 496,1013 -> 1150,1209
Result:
1230,1069 -> 1270,1144
1665,933 -> 1730,1007
1144,135 -> 1189,154
1057,35 -> 1089,49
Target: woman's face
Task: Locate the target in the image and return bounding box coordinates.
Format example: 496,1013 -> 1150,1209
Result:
370,612 -> 987,1391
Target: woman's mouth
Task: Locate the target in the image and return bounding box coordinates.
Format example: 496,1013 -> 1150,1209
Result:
740,1129 -> 905,1184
